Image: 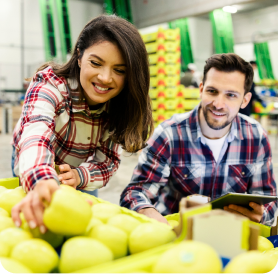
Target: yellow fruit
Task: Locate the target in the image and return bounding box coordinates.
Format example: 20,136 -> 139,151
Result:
91,203 -> 121,223
129,223 -> 176,254
0,241 -> 9,257
89,224 -> 128,259
0,186 -> 7,195
0,216 -> 15,232
0,257 -> 33,273
152,241 -> 222,273
264,247 -> 278,261
258,236 -> 274,252
59,236 -> 113,273
43,188 -> 92,235
60,184 -> 77,193
80,192 -> 100,206
168,220 -> 179,228
0,208 -> 9,217
0,188 -> 26,214
107,214 -> 141,236
11,238 -> 59,273
0,227 -> 32,255
83,217 -> 103,236
22,223 -> 64,249
224,250 -> 277,273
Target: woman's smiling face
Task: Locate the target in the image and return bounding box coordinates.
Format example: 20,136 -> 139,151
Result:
78,41 -> 126,105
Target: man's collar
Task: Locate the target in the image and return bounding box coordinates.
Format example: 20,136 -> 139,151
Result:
189,104 -> 243,143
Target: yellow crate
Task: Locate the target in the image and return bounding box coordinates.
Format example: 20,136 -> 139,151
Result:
158,76 -> 180,87
142,32 -> 158,43
152,111 -> 159,122
149,65 -> 158,76
164,99 -> 178,110
157,64 -> 181,76
149,88 -> 158,99
150,77 -> 158,88
164,41 -> 180,52
184,99 -> 200,110
151,99 -> 159,111
157,97 -> 167,110
148,53 -> 159,65
164,111 -> 176,120
145,42 -> 159,54
165,87 -> 178,99
184,88 -> 200,99
142,28 -> 180,43
0,177 -> 19,189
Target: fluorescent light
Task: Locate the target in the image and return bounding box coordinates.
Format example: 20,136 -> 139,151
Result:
223,6 -> 237,13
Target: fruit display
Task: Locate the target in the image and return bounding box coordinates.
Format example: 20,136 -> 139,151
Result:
0,184 -> 177,273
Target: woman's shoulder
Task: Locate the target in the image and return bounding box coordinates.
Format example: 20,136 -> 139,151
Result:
32,66 -> 66,89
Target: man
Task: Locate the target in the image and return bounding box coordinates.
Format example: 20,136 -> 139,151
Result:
120,53 -> 277,226
239,61 -> 266,116
180,67 -> 198,88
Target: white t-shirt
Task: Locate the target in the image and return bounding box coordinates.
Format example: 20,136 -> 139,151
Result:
203,131 -> 229,162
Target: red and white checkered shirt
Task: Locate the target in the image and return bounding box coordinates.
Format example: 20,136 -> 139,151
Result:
12,67 -> 122,192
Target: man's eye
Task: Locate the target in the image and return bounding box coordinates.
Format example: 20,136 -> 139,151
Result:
91,61 -> 100,66
207,89 -> 216,93
227,94 -> 236,98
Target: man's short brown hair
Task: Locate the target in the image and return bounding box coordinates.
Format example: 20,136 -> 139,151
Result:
203,53 -> 254,94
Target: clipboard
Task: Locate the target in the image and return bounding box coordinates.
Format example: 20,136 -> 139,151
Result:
210,193 -> 277,210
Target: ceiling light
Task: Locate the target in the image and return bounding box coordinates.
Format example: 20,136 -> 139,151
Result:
223,6 -> 237,13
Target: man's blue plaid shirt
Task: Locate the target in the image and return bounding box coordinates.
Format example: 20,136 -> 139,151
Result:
120,106 -> 277,226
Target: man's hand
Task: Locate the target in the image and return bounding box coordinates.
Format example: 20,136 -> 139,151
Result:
11,179 -> 59,234
224,202 -> 264,223
138,207 -> 169,225
58,164 -> 80,189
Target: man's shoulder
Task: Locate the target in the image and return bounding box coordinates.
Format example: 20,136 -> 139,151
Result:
237,113 -> 266,137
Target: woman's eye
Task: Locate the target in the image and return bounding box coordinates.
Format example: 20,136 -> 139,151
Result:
91,61 -> 100,66
115,69 -> 126,74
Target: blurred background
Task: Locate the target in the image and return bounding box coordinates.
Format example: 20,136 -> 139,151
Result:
1,0 -> 278,204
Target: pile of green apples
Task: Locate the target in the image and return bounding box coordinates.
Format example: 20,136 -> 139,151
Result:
0,185 -> 176,273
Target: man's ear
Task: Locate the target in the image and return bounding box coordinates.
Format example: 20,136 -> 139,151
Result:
240,92 -> 252,109
199,82 -> 204,99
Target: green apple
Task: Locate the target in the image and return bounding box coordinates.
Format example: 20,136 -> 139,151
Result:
0,208 -> 9,217
168,220 -> 179,228
0,257 -> 33,273
0,188 -> 26,215
80,192 -> 100,206
83,217 -> 103,236
224,250 -> 277,273
0,216 -> 15,232
43,188 -> 92,235
264,247 -> 278,260
59,236 -> 113,273
89,224 -> 128,259
0,227 -> 32,255
11,238 -> 59,273
107,214 -> 141,235
0,241 -> 10,257
152,241 -> 222,273
129,223 -> 176,254
91,203 -> 121,223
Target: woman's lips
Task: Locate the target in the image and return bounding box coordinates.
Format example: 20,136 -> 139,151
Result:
92,83 -> 112,94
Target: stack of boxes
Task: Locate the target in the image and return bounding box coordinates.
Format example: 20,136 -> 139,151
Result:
141,28 -> 200,128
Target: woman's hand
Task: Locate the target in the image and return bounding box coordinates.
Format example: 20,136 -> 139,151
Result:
58,164 -> 81,189
11,179 -> 59,234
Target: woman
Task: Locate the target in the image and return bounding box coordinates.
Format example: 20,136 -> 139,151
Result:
11,15 -> 153,233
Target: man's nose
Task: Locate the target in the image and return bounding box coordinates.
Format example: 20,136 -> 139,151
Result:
212,95 -> 225,109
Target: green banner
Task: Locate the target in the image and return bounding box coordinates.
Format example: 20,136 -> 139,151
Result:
39,0 -> 57,61
210,9 -> 234,54
104,0 -> 133,23
169,18 -> 193,72
254,42 -> 275,79
56,0 -> 72,63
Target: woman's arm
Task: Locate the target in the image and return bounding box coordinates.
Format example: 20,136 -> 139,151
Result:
13,68 -> 65,192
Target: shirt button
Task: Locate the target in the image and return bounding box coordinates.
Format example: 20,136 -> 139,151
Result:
87,137 -> 91,140
184,174 -> 188,178
242,172 -> 245,175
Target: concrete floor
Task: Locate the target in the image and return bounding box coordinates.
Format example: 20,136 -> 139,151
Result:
1,133 -> 278,206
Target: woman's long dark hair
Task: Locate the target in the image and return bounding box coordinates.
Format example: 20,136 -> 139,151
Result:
36,15 -> 153,153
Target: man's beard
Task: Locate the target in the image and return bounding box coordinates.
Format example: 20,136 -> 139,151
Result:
202,104 -> 235,130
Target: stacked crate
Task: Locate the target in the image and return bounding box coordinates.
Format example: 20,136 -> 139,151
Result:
141,28 -> 200,128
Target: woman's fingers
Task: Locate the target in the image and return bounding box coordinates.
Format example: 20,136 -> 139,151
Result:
58,171 -> 73,182
11,202 -> 23,227
61,179 -> 76,188
59,164 -> 71,173
31,192 -> 47,233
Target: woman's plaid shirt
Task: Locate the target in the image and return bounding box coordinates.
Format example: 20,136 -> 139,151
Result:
12,67 -> 122,192
120,107 -> 277,226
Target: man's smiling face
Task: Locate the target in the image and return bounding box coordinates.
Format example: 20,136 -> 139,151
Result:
199,68 -> 251,137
